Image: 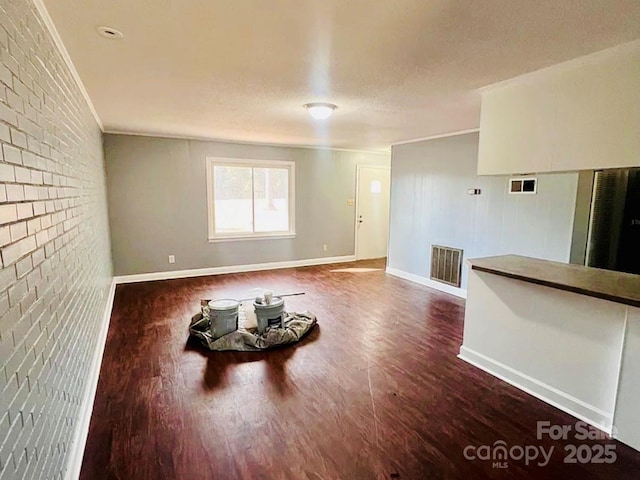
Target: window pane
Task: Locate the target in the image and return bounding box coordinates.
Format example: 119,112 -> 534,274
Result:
253,167 -> 289,233
214,166 -> 253,234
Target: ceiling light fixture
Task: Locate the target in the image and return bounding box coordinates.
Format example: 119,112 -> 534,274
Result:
304,102 -> 337,120
96,26 -> 124,39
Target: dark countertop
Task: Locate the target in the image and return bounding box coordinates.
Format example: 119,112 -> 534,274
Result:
468,255 -> 640,308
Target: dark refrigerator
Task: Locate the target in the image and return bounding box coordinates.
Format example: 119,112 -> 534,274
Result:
586,168 -> 640,275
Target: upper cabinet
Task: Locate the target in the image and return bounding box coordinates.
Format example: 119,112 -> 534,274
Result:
477,41 -> 640,176
478,80 -> 555,175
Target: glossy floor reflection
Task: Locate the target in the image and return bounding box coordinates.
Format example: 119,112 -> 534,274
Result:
80,259 -> 640,479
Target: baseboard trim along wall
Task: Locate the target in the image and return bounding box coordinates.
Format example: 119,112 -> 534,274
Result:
458,346 -> 613,434
64,280 -> 117,480
114,255 -> 358,284
385,267 -> 467,299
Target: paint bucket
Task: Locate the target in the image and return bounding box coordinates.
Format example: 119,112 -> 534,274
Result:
254,296 -> 285,334
208,299 -> 239,339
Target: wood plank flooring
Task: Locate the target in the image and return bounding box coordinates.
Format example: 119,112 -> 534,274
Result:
80,259 -> 640,479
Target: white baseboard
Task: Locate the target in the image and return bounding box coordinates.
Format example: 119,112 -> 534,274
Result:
114,255 -> 357,284
65,279 -> 117,480
385,267 -> 467,299
458,346 -> 613,434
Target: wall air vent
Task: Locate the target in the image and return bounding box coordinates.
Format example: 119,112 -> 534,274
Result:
430,245 -> 463,288
509,177 -> 537,194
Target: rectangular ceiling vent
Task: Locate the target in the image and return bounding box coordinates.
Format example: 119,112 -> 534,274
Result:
430,245 -> 463,288
509,177 -> 537,194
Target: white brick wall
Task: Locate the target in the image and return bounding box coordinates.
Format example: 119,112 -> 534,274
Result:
0,1 -> 112,479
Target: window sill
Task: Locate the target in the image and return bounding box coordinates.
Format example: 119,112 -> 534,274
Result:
208,233 -> 296,243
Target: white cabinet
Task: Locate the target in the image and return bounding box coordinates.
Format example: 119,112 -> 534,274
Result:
477,41 -> 640,175
552,51 -> 640,172
478,80 -> 555,175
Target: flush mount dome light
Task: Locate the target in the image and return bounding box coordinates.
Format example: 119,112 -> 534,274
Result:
96,26 -> 124,39
303,102 -> 337,120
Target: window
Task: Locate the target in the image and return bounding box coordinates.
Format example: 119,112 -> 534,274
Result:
206,158 -> 295,241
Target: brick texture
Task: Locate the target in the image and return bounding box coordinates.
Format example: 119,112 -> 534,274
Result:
0,1 -> 112,479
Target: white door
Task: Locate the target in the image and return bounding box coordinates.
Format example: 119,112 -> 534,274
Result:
356,166 -> 391,260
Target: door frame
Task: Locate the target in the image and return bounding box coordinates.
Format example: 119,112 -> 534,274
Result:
354,164 -> 391,260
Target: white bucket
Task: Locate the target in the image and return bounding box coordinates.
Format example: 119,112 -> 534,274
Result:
208,299 -> 239,339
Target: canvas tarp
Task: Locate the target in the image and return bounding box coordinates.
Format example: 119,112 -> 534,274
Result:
189,304 -> 317,351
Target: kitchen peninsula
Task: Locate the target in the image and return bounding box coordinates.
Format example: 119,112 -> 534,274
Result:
459,255 -> 640,452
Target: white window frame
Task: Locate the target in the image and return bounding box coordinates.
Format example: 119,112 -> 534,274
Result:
206,157 -> 296,242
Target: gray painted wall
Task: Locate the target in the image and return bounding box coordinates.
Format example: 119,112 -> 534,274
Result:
388,133 -> 578,290
104,134 -> 390,276
0,1 -> 113,479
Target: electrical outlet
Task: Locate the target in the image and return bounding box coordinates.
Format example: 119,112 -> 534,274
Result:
168,255 -> 175,264
323,244 -> 328,252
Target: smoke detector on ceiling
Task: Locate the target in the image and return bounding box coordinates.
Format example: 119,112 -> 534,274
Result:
96,26 -> 124,39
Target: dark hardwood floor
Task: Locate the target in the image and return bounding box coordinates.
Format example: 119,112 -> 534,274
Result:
80,259 -> 640,479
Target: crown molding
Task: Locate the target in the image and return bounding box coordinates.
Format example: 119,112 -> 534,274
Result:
32,0 -> 104,131
103,129 -> 391,155
391,128 -> 479,146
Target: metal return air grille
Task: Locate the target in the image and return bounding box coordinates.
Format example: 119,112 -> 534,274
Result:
430,245 -> 463,287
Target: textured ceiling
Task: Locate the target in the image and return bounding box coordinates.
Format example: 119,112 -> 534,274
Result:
43,0 -> 640,151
